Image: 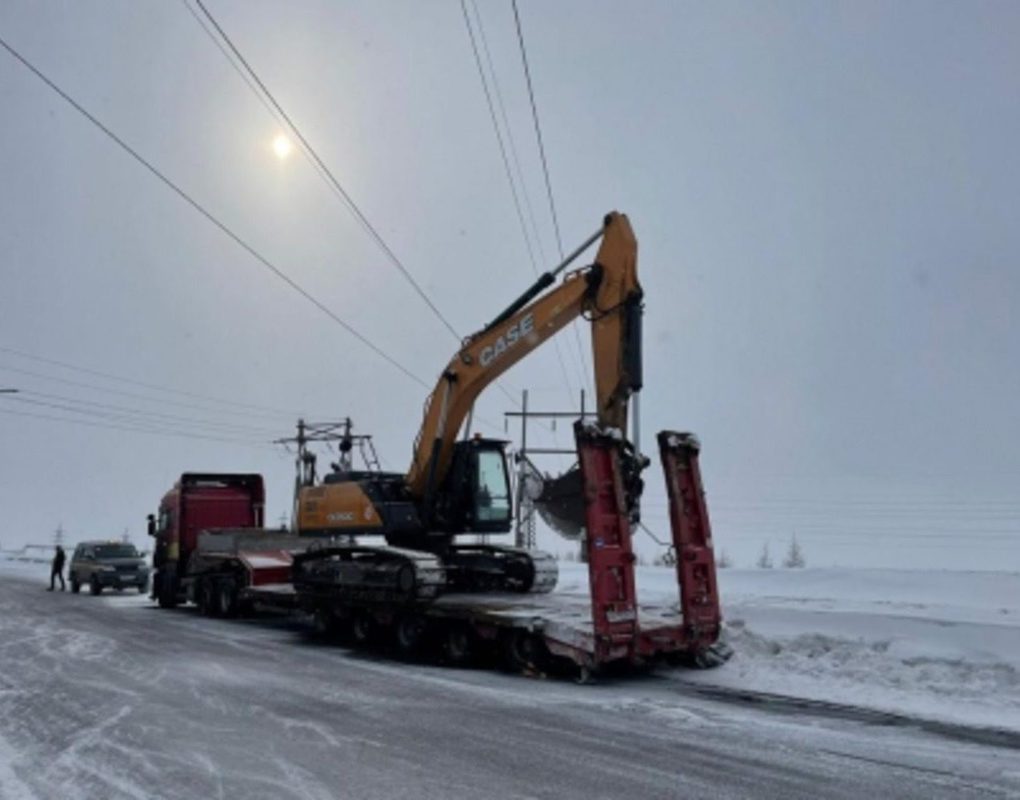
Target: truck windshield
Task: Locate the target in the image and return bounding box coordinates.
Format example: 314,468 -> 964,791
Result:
476,450 -> 510,522
94,544 -> 139,559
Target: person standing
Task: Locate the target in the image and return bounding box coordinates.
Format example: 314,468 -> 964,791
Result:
49,545 -> 66,591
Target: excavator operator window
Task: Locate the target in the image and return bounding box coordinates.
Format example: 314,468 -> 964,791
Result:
475,450 -> 511,523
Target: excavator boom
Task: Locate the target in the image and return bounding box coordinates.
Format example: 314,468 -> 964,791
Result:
408,212 -> 642,509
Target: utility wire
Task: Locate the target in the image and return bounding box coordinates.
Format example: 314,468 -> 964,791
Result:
464,0 -> 588,399
181,0 -> 284,131
461,0 -> 541,276
191,0 -> 461,342
0,346 -> 318,420
460,0 -> 579,413
0,362 -> 301,423
512,0 -> 563,259
3,394 -> 270,440
7,389 -> 283,437
0,406 -> 273,447
470,0 -> 548,270
0,34 -> 428,391
509,0 -> 591,391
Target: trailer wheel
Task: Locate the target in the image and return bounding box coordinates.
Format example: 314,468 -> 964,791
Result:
502,630 -> 547,674
313,607 -> 338,638
394,615 -> 426,656
442,624 -> 473,666
216,582 -> 238,618
351,612 -> 374,645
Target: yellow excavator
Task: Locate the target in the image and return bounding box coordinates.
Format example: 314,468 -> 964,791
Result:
293,212 -> 644,596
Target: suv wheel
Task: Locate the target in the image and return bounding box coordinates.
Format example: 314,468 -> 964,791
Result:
70,578 -> 80,594
89,580 -> 102,596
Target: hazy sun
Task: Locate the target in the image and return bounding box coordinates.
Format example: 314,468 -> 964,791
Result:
272,134 -> 293,160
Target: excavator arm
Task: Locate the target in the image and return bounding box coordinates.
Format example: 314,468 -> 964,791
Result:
407,211 -> 643,511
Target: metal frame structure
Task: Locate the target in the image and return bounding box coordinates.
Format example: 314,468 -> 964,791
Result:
275,418 -> 382,526
503,389 -> 595,549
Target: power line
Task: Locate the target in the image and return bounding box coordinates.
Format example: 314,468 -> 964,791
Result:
461,0 -> 542,277
460,1 -> 585,421
191,0 -> 461,342
471,1 -> 550,271
0,34 -> 428,391
6,389 -> 283,437
0,346 -> 316,420
0,406 -> 273,447
462,0 -> 589,400
509,0 -> 591,395
180,0 -> 284,130
511,0 -> 563,259
0,362 -> 298,423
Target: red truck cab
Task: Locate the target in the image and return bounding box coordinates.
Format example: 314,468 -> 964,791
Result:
151,473 -> 264,607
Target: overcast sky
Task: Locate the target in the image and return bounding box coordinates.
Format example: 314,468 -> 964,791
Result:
1,1 -> 1018,570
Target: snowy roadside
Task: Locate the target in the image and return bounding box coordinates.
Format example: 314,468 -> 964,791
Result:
5,556 -> 1018,734
556,564 -> 1020,734
0,560 -> 49,579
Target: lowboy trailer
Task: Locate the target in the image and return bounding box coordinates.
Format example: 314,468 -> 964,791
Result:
153,422 -> 726,678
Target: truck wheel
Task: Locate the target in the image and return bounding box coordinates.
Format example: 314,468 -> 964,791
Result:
216,582 -> 237,618
89,581 -> 102,596
196,580 -> 216,616
442,623 -> 473,666
70,579 -> 80,594
157,572 -> 178,609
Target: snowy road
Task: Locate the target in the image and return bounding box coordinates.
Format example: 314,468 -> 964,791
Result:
1,572 -> 1018,800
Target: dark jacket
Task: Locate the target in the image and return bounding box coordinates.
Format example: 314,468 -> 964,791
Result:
53,547 -> 65,571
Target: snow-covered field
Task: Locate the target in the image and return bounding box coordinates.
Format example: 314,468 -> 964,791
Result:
557,563 -> 1020,733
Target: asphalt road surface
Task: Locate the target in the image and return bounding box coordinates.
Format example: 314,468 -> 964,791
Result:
1,572 -> 1017,800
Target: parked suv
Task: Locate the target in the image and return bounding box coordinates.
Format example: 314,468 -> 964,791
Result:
69,541 -> 149,595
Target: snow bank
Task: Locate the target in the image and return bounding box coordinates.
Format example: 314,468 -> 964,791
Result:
558,563 -> 1020,732
0,560 -> 49,579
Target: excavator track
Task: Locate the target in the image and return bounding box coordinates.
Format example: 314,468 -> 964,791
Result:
444,545 -> 559,595
292,545 -> 446,605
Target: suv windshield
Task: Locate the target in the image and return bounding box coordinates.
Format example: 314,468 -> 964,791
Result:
93,544 -> 139,559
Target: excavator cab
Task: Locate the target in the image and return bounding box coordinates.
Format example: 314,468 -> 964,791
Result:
431,437 -> 513,535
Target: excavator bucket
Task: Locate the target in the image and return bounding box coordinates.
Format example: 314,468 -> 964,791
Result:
533,465 -> 585,541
